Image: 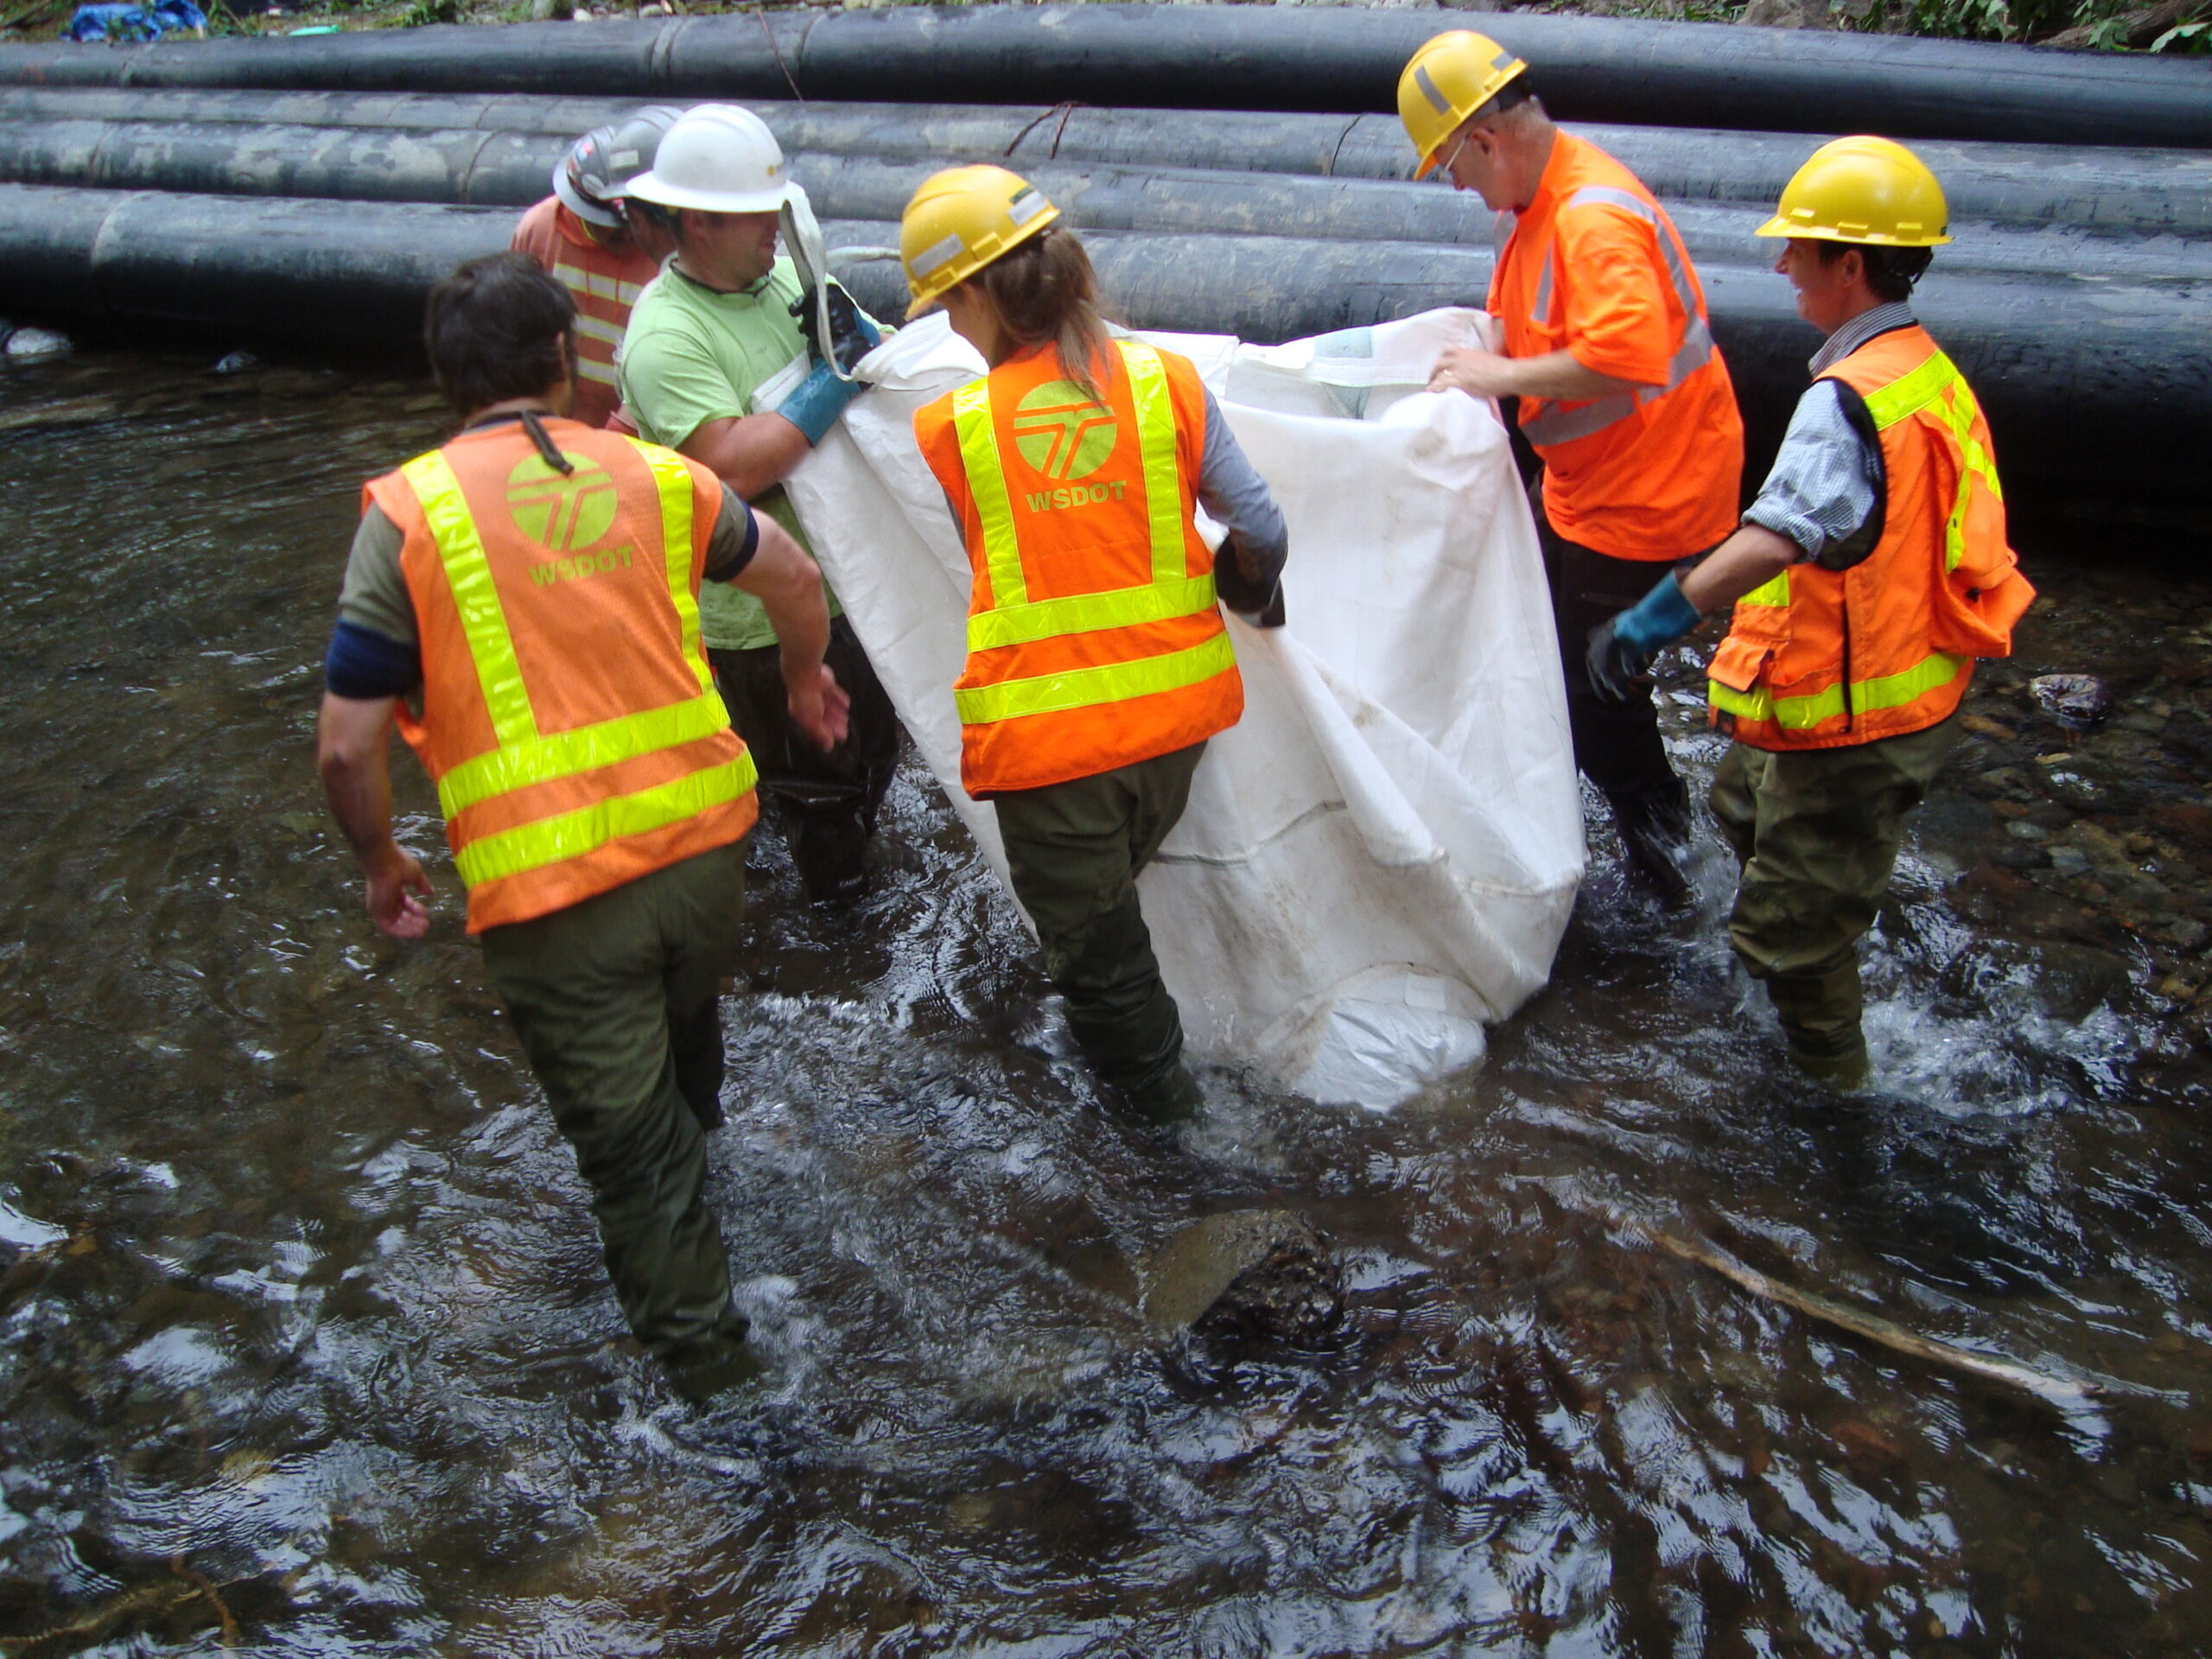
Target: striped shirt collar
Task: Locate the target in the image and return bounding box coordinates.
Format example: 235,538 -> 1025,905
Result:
1809,301 -> 1917,375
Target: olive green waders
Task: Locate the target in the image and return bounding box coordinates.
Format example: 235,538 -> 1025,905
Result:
1709,711 -> 1960,1085
993,741 -> 1209,1122
478,842 -> 754,1396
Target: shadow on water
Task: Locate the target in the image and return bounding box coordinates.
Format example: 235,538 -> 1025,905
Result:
4,349 -> 2212,1656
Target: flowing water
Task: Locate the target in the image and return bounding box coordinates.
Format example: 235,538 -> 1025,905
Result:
4,348 -> 2212,1658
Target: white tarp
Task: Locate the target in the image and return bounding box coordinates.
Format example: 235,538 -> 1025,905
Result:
783,308 -> 1583,1108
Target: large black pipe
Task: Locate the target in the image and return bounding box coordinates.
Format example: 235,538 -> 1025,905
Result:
0,184 -> 507,343
1,6 -> 2206,149
0,117 -> 2203,286
5,88 -> 2208,240
1,183 -> 2202,528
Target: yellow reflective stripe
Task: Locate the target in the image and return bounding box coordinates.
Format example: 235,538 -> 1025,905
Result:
1859,348 -> 1956,430
1709,649 -> 1967,729
634,442 -> 711,694
953,378 -> 1027,609
1120,340 -> 1185,585
575,359 -> 619,386
1855,650 -> 1969,715
403,448 -> 537,747
1739,570 -> 1790,608
968,574 -> 1217,652
956,632 -> 1236,725
436,690 -> 732,819
455,753 -> 756,888
574,315 -> 624,346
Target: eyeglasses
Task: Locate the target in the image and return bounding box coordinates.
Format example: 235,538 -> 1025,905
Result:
1433,128 -> 1476,181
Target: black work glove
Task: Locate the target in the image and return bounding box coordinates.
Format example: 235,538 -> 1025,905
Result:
1585,615 -> 1654,704
1217,532 -> 1286,628
791,279 -> 881,377
1585,570 -> 1700,702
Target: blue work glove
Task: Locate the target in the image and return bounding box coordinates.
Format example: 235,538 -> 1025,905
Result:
1585,569 -> 1700,702
777,358 -> 867,447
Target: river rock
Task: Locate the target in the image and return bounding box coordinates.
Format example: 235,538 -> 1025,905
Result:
2031,674 -> 2114,730
3,324 -> 72,361
1139,1210 -> 1343,1345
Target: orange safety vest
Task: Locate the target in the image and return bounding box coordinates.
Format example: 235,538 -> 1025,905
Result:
1491,132 -> 1743,562
1707,323 -> 2034,753
510,198 -> 662,429
365,417 -> 759,932
912,338 -> 1243,797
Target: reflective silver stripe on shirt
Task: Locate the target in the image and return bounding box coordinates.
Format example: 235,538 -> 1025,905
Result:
1520,183 -> 1716,448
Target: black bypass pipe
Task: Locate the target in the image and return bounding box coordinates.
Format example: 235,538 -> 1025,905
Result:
0,5 -> 2207,149
1,118 -> 2202,287
0,183 -> 2202,524
4,86 -> 2209,241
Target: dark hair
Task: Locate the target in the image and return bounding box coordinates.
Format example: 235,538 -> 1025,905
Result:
627,197 -> 676,234
1815,239 -> 1935,305
423,251 -> 577,415
969,226 -> 1116,401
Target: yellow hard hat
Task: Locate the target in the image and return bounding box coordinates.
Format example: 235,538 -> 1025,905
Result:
899,164 -> 1062,318
1398,30 -> 1529,181
1757,136 -> 1953,247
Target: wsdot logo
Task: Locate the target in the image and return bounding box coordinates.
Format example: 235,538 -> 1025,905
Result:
505,453 -> 618,552
1012,381 -> 1118,481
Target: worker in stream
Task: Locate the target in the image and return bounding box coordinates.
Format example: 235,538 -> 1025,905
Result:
315,251 -> 849,1402
618,103 -> 902,905
509,106 -> 683,430
1584,137 -> 2035,1086
1403,29 -> 1745,907
900,165 -> 1288,1125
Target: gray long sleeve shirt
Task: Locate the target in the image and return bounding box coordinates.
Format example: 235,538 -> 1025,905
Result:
1740,301 -> 1917,569
1197,386 -> 1289,615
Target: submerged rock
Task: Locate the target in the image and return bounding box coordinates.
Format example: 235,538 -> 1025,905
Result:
2031,674 -> 2115,731
1139,1209 -> 1344,1346
2,323 -> 73,362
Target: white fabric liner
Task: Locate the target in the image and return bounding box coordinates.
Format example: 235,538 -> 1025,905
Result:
781,307 -> 1583,1109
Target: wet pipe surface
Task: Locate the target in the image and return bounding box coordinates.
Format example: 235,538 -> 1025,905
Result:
4,349 -> 2212,1655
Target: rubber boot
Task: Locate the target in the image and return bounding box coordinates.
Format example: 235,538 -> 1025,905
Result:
664,1332 -> 765,1406
1121,1059 -> 1205,1127
1611,785 -> 1695,911
1766,957 -> 1870,1090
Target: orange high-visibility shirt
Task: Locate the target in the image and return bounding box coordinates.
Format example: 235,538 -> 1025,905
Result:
1490,132 -> 1745,562
510,198 -> 663,430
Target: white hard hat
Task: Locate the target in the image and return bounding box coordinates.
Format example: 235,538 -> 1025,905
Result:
622,104 -> 792,214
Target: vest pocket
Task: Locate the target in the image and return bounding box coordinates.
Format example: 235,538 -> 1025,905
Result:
1707,632 -> 1772,694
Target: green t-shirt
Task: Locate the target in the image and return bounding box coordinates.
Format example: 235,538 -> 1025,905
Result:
619,256 -> 841,652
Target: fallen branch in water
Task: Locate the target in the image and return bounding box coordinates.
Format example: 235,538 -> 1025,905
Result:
1611,1211 -> 2104,1407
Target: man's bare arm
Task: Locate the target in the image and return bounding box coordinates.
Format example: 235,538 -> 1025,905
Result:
1680,524 -> 1800,616
678,413 -> 814,499
1429,346 -> 1655,403
316,692 -> 433,938
723,516 -> 850,750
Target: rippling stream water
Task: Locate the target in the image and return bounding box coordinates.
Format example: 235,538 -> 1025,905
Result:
4,349 -> 2212,1657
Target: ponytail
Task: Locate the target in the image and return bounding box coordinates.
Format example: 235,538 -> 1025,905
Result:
971,226 -> 1116,402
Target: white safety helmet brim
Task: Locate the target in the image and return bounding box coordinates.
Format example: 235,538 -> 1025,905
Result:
620,172 -> 795,215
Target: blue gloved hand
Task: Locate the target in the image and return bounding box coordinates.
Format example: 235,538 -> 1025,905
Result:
1586,569 -> 1700,702
777,358 -> 866,447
